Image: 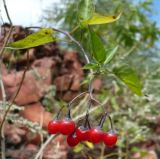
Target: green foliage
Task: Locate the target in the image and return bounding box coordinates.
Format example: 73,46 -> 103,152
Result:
8,28 -> 56,49
113,64 -> 142,96
88,27 -> 106,63
104,45 -> 119,64
4,0 -> 160,158
78,0 -> 94,21
83,63 -> 99,70
84,12 -> 121,25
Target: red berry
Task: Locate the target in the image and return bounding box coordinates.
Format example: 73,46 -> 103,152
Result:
103,131 -> 117,147
67,134 -> 79,147
47,120 -> 60,134
60,118 -> 75,135
88,127 -> 103,144
76,126 -> 89,141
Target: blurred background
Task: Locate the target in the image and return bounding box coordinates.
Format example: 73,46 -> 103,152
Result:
0,0 -> 160,159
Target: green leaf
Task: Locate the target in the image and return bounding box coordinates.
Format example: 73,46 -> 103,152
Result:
104,46 -> 119,64
73,144 -> 84,153
84,141 -> 94,149
84,12 -> 122,25
8,28 -> 56,49
83,63 -> 99,70
78,0 -> 94,21
89,28 -> 106,63
113,64 -> 142,96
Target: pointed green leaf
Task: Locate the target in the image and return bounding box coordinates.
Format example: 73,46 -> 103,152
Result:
83,63 -> 99,70
113,64 -> 142,96
73,144 -> 84,153
84,141 -> 94,149
8,28 -> 56,49
104,46 -> 119,64
85,12 -> 122,25
78,0 -> 94,21
89,28 -> 106,63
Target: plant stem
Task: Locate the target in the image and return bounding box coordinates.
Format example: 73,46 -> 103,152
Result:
70,25 -> 79,34
68,91 -> 88,108
2,0 -> 12,25
0,1 -> 13,158
0,60 -> 6,159
0,52 -> 29,132
34,103 -> 105,159
100,144 -> 105,159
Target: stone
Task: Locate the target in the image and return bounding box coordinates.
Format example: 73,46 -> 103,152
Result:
62,91 -> 78,102
54,74 -> 73,91
9,72 -> 43,105
92,79 -> 102,91
133,150 -> 158,159
20,103 -> 52,129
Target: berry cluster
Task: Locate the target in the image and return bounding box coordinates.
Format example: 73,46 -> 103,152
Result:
48,108 -> 117,148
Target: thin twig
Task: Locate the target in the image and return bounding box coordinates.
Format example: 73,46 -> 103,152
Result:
26,26 -> 90,64
125,132 -> 129,159
103,152 -> 126,158
39,110 -> 44,159
34,135 -> 57,159
68,91 -> 88,108
0,1 -> 13,159
69,25 -> 79,34
26,26 -> 96,106
0,0 -> 13,57
100,143 -> 105,159
0,51 -> 29,132
2,0 -> 12,25
34,102 -> 107,159
0,27 -> 13,57
0,60 -> 6,159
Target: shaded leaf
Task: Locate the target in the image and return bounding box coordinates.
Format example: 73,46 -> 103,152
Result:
73,144 -> 84,153
104,46 -> 119,64
78,0 -> 94,21
84,12 -> 122,25
8,28 -> 56,49
89,28 -> 106,63
84,141 -> 94,149
83,63 -> 99,70
113,64 -> 142,96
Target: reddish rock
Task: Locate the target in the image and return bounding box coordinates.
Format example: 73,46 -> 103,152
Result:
32,57 -> 57,86
54,74 -> 73,91
70,75 -> 81,91
133,150 -> 158,159
62,91 -> 78,102
10,72 -> 43,105
3,71 -> 23,87
5,124 -> 27,144
25,144 -> 38,152
92,79 -> 102,91
63,51 -> 84,76
26,133 -> 41,145
40,43 -> 58,56
20,48 -> 36,62
3,58 -> 56,105
20,103 -> 52,129
7,144 -> 38,159
43,135 -> 67,159
12,26 -> 26,41
1,63 -> 8,75
32,57 -> 56,69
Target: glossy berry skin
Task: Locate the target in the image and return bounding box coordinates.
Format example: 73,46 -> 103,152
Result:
88,127 -> 104,144
48,120 -> 60,134
103,131 -> 117,147
60,118 -> 75,135
67,134 -> 79,147
76,126 -> 89,141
